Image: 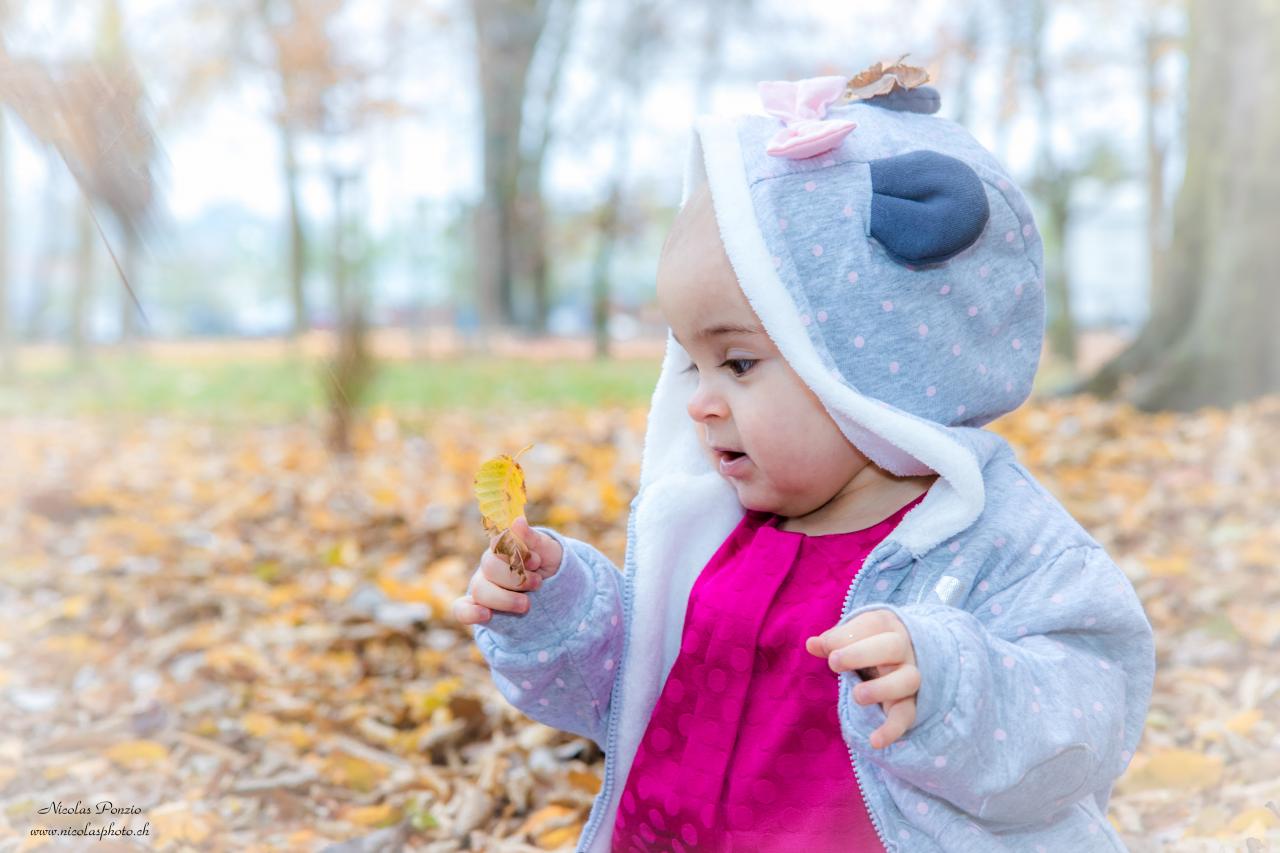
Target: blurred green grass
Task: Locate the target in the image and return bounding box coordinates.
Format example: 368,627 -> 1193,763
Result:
0,353 -> 663,420
0,345 -> 1077,421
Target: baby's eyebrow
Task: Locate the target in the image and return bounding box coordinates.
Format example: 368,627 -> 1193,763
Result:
672,322 -> 763,347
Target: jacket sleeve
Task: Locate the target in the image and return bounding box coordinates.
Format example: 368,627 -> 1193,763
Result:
470,525 -> 625,749
838,544 -> 1155,826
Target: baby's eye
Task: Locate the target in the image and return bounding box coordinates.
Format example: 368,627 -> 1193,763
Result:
723,358 -> 756,377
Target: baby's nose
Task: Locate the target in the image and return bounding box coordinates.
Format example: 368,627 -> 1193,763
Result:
687,384 -> 726,423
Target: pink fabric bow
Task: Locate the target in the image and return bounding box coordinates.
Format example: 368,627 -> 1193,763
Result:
758,75 -> 857,159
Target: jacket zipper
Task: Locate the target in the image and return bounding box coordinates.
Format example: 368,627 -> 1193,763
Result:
839,541 -> 904,853
576,493 -> 640,852
580,511 -> 904,851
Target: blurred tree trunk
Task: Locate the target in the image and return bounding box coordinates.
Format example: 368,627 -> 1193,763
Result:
945,9 -> 982,134
117,226 -> 139,344
589,124 -> 629,361
0,112 -> 12,379
515,0 -> 577,336
1142,23 -> 1170,355
71,199 -> 95,366
470,0 -> 549,346
1027,0 -> 1076,367
325,168 -> 372,453
1079,0 -> 1278,408
280,120 -> 308,337
587,1 -> 659,360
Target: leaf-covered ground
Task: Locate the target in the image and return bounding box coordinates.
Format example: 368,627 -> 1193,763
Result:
0,395 -> 1276,851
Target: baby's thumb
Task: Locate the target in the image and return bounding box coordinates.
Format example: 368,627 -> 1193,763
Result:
511,515 -> 549,570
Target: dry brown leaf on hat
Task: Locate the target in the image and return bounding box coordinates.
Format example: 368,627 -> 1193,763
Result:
844,53 -> 930,102
473,444 -> 535,582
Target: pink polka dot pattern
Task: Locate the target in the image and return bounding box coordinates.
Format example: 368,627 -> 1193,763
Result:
613,496 -> 926,851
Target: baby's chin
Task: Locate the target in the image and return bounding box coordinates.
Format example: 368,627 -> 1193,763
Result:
733,483 -> 801,517
734,479 -> 838,519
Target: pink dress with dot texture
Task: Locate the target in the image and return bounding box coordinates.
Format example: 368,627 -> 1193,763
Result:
612,492 -> 928,852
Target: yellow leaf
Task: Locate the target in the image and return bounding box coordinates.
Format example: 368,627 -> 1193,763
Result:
567,768 -> 601,794
518,804 -> 581,849
104,739 -> 169,769
473,445 -> 532,533
403,678 -> 462,723
150,802 -> 213,847
344,803 -> 402,828
242,712 -> 278,738
1141,553 -> 1190,577
61,595 -> 90,619
536,825 -> 581,849
323,752 -> 388,794
1122,749 -> 1223,793
278,723 -> 314,751
1226,807 -> 1279,834
473,445 -> 535,578
1224,708 -> 1262,736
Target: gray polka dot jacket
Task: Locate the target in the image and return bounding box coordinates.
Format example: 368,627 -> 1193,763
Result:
472,83 -> 1155,852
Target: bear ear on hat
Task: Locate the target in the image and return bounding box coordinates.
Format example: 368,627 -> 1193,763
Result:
868,149 -> 989,267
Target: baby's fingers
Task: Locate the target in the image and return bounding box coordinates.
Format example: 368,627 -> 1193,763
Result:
852,664 -> 920,707
870,696 -> 916,750
826,631 -> 909,674
452,594 -> 491,626
471,573 -> 532,615
482,548 -> 542,591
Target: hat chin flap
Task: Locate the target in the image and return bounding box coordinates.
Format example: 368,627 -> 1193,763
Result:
868,149 -> 989,267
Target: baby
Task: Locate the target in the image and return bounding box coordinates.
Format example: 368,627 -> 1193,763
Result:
454,73 -> 1154,852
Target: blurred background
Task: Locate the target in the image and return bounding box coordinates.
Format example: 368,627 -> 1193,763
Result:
0,0 -> 1277,850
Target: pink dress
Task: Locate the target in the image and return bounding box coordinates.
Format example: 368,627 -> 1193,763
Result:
612,492 -> 928,852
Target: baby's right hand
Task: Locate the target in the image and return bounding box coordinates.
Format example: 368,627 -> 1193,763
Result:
452,515 -> 565,626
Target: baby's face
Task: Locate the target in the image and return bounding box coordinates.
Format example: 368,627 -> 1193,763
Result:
656,183 -> 871,518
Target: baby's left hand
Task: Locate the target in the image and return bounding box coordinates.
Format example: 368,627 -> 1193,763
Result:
805,609 -> 920,749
